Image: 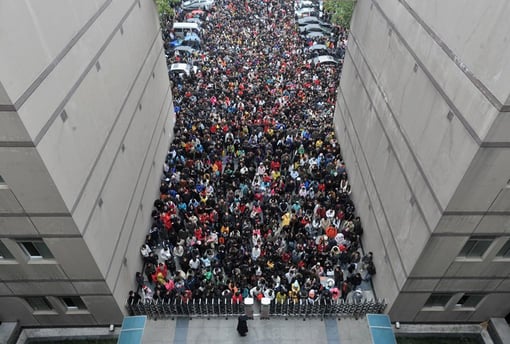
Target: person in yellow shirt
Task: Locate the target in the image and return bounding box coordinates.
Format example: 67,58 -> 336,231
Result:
271,169 -> 281,180
276,289 -> 287,304
316,139 -> 323,149
281,211 -> 291,228
220,224 -> 230,236
288,281 -> 300,303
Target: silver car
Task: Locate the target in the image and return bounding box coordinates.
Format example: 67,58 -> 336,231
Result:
182,0 -> 214,11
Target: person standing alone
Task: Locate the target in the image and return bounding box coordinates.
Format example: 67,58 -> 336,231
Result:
237,315 -> 248,337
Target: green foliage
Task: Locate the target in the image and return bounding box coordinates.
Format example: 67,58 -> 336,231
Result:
323,0 -> 356,28
156,0 -> 174,17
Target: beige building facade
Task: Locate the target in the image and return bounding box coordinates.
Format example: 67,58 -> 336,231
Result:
336,0 -> 510,322
0,0 -> 173,326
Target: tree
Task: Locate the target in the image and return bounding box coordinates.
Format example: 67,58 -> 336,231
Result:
156,0 -> 174,17
323,0 -> 357,29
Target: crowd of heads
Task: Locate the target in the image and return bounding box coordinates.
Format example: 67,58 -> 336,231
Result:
128,0 -> 376,307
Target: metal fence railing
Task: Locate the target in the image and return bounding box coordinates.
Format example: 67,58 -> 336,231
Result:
126,298 -> 387,320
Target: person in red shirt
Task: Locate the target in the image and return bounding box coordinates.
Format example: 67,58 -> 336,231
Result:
194,227 -> 204,241
232,291 -> 243,304
270,159 -> 281,171
161,212 -> 172,230
156,262 -> 168,278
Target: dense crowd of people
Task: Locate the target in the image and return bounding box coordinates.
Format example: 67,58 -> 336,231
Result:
128,0 -> 377,309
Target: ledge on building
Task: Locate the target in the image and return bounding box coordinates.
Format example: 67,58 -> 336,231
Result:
0,322 -> 20,344
488,318 -> 510,344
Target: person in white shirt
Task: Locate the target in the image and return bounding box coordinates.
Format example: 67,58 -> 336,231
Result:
140,244 -> 151,258
285,268 -> 296,284
142,285 -> 153,302
190,256 -> 201,271
264,288 -> 275,300
251,245 -> 261,261
257,163 -> 266,176
250,286 -> 262,299
160,246 -> 172,261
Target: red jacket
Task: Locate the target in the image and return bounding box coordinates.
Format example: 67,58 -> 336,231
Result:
232,293 -> 243,304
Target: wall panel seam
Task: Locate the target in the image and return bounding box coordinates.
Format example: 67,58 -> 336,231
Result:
343,46 -> 435,232
397,0 -> 510,111
13,0 -> 113,110
111,84 -> 173,291
337,89 -> 405,285
70,27 -> 163,213
80,43 -> 166,238
32,0 -> 142,146
368,0 -> 483,144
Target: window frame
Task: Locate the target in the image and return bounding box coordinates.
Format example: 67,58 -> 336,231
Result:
25,296 -> 55,313
0,240 -> 15,260
457,236 -> 495,259
422,293 -> 454,310
60,296 -> 88,312
18,240 -> 54,260
0,175 -> 8,189
496,238 -> 510,258
454,293 -> 485,310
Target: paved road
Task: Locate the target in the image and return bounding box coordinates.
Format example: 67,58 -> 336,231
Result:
142,317 -> 373,344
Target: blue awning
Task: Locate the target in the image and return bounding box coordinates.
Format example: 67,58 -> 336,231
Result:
117,316 -> 147,344
367,314 -> 397,344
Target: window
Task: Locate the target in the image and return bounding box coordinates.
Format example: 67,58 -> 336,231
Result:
455,294 -> 485,309
0,241 -> 14,259
0,175 -> 7,188
496,239 -> 510,258
61,296 -> 87,310
458,236 -> 494,258
423,293 -> 453,308
18,240 -> 54,259
25,297 -> 53,311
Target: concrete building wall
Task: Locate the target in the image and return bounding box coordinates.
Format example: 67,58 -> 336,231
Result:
0,0 -> 173,326
336,0 -> 510,322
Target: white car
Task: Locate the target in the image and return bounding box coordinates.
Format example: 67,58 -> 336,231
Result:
307,55 -> 339,66
295,0 -> 316,10
182,0 -> 214,11
297,16 -> 321,26
295,7 -> 320,18
169,63 -> 199,77
308,44 -> 329,52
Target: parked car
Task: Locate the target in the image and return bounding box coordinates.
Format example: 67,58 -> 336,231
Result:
299,24 -> 331,36
169,38 -> 183,48
297,15 -> 320,26
186,17 -> 203,26
307,55 -> 339,66
297,16 -> 332,30
169,63 -> 199,77
182,0 -> 214,11
305,31 -> 325,39
295,0 -> 320,10
174,45 -> 198,55
295,7 -> 321,18
185,9 -> 207,19
172,22 -> 202,39
308,44 -> 329,51
306,44 -> 329,56
181,32 -> 201,50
